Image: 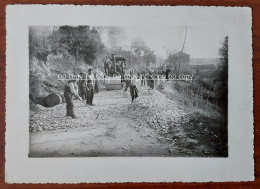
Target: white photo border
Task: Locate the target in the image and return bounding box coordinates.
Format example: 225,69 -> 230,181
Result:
5,5 -> 254,183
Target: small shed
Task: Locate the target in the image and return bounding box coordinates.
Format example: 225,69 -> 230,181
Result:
167,52 -> 190,73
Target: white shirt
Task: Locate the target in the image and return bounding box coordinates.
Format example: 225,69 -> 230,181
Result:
69,82 -> 78,95
87,74 -> 95,89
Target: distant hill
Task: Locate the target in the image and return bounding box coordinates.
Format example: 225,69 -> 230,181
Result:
190,58 -> 220,65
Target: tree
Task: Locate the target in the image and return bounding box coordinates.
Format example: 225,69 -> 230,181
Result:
53,26 -> 104,65
218,36 -> 228,76
217,36 -> 228,109
131,37 -> 157,70
29,26 -> 52,63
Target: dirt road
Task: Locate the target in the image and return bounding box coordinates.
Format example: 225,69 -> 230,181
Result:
29,89 -> 173,157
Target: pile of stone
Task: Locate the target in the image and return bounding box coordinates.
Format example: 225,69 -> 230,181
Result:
29,101 -> 95,133
122,88 -> 189,135
30,100 -> 46,115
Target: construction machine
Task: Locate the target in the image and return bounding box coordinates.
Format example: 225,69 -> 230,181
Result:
104,54 -> 129,91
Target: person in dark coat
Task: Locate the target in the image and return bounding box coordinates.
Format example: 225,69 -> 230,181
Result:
64,79 -> 77,119
120,61 -> 125,75
147,72 -> 154,89
130,73 -> 139,102
166,69 -> 171,81
78,73 -> 87,101
141,72 -> 146,86
94,73 -> 99,94
86,69 -> 95,106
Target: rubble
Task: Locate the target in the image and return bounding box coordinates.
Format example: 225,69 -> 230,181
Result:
30,87 -> 189,137
29,101 -> 95,133
30,100 -> 46,115
122,87 -> 189,135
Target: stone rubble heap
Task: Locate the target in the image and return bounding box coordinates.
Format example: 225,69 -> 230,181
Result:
122,87 -> 189,135
30,86 -> 189,135
29,101 -> 96,133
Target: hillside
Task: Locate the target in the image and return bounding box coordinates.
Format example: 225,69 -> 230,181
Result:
29,54 -> 94,106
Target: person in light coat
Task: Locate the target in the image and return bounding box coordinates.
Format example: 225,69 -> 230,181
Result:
130,73 -> 139,102
86,69 -> 95,106
64,79 -> 78,119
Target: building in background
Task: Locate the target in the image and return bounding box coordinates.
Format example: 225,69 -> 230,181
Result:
166,52 -> 190,73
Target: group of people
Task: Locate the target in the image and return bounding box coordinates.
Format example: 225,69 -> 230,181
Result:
133,70 -> 168,89
64,65 -> 169,118
124,70 -> 167,103
64,69 -> 99,119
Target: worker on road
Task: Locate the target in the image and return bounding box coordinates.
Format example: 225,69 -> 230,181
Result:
147,72 -> 154,89
64,79 -> 78,119
78,72 -> 87,102
154,71 -> 158,89
86,69 -> 95,106
130,73 -> 139,102
166,69 -> 171,81
94,72 -> 99,95
141,71 -> 146,86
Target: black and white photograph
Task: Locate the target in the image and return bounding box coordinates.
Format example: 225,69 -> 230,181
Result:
6,5 -> 253,183
29,24 -> 228,157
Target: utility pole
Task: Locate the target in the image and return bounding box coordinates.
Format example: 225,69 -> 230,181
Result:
130,44 -> 133,69
178,26 -> 188,77
165,49 -> 169,71
181,26 -> 188,53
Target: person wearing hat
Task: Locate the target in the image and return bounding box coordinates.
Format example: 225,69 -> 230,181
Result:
64,79 -> 78,119
86,69 -> 95,106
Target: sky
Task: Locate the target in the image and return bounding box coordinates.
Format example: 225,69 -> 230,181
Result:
122,25 -> 228,59
37,25 -> 228,59
100,25 -> 228,59
33,7 -> 233,59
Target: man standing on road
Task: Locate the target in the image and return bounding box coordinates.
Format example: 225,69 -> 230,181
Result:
166,69 -> 171,81
79,72 -> 87,102
124,70 -> 132,92
141,71 -> 146,86
86,69 -> 95,106
147,72 -> 154,89
130,73 -> 139,102
94,72 -> 99,95
64,79 -> 78,119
